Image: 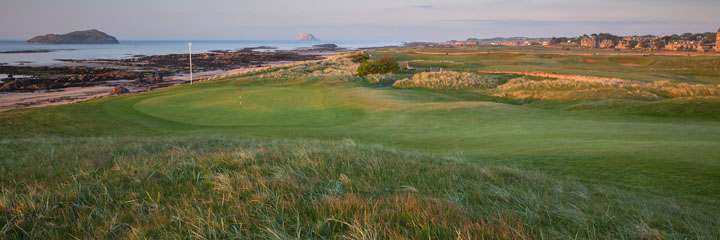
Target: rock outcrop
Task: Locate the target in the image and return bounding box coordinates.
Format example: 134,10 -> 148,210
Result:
27,29 -> 119,44
111,86 -> 130,95
297,32 -> 319,41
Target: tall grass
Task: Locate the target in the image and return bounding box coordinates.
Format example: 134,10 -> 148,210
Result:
389,68 -> 720,103
650,80 -> 720,98
1,137 -> 718,239
393,71 -> 509,89
491,78 -> 661,101
491,78 -> 720,101
219,52 -> 365,84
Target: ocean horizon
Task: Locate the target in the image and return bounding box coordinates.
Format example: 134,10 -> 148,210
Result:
0,40 -> 401,66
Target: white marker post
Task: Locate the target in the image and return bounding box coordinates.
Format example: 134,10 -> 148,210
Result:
188,42 -> 193,85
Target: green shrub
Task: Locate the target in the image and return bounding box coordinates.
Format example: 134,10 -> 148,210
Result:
348,52 -> 370,63
357,56 -> 400,76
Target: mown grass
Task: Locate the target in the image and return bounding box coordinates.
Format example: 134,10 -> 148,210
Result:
1,137 -> 718,239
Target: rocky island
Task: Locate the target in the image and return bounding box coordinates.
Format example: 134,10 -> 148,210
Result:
297,32 -> 319,41
27,29 -> 119,44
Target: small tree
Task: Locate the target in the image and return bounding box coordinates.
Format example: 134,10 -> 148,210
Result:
639,40 -> 650,48
629,40 -> 639,49
654,39 -> 666,49
357,56 -> 400,76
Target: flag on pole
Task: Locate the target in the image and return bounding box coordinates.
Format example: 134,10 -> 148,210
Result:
238,87 -> 243,105
189,42 -> 193,85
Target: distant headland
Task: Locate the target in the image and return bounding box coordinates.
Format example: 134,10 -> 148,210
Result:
26,29 -> 119,44
297,32 -> 319,41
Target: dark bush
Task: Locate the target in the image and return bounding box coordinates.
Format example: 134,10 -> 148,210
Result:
348,52 -> 370,63
357,56 -> 400,76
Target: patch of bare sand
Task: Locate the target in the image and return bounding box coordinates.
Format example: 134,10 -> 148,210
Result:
0,86 -> 113,111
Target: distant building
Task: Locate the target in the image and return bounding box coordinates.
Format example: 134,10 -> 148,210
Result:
698,43 -> 715,52
438,41 -> 478,47
580,36 -> 598,48
598,40 -> 615,49
665,40 -> 700,51
615,40 -> 632,49
491,41 -> 520,46
716,28 -> 720,52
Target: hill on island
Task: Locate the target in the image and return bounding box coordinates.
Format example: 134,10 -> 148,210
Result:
27,29 -> 119,44
297,32 -> 319,41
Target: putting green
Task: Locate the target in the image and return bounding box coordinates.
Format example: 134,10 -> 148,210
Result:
133,86 -> 362,127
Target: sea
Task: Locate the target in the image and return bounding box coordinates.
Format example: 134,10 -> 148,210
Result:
0,40 -> 400,66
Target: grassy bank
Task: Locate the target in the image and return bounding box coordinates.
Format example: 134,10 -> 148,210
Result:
1,137 -> 718,239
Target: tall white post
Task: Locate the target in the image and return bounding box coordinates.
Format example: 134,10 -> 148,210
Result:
189,42 -> 193,85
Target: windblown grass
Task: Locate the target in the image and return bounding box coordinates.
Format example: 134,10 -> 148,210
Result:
393,71 -> 511,89
231,52 -> 365,84
491,77 -> 720,100
1,137 -> 718,239
492,79 -> 661,101
390,67 -> 720,102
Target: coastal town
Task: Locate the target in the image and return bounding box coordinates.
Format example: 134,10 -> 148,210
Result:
411,28 -> 720,52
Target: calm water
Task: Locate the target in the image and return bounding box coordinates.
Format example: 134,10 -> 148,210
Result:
0,40 -> 399,66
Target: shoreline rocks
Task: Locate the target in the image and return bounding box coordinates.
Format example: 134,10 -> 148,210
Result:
111,86 -> 130,95
0,50 -> 323,92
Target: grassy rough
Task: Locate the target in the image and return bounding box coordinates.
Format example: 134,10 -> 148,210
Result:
1,137 -> 718,239
393,72 -> 510,89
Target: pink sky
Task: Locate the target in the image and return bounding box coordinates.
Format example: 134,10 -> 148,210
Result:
1,0 -> 718,41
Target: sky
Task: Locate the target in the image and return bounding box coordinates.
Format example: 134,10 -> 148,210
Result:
1,0 -> 718,41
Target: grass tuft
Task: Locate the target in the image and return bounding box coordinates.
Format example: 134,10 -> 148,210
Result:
1,137 -> 718,239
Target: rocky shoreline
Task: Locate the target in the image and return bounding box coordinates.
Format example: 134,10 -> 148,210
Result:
0,47 -> 338,111
0,66 -> 142,92
1,49 -> 325,92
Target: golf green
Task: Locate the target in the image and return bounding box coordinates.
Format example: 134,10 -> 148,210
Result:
134,86 -> 348,126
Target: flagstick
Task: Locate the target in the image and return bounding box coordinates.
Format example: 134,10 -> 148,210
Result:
238,88 -> 243,106
188,42 -> 193,85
